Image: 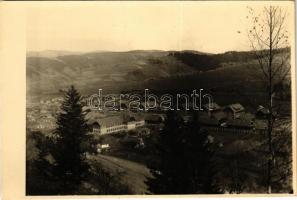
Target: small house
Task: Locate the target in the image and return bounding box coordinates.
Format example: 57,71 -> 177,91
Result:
224,103 -> 245,119
256,105 -> 270,119
97,144 -> 110,153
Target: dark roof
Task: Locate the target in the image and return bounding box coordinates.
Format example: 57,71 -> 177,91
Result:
145,114 -> 165,122
130,115 -> 144,122
85,111 -> 106,121
89,116 -> 125,128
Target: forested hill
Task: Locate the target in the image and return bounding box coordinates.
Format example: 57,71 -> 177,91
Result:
27,48 -> 290,97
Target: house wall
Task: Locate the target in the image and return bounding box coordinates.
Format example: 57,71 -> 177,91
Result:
127,120 -> 145,130
101,124 -> 127,135
135,120 -> 145,127
127,122 -> 136,130
92,120 -> 145,135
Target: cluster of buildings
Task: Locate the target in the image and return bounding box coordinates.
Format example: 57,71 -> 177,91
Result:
27,107 -> 57,132
26,97 -> 63,132
189,103 -> 268,134
86,102 -> 269,136
28,93 -> 269,137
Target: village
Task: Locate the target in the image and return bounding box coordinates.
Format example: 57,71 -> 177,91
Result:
26,92 -> 272,155
20,1 -> 294,195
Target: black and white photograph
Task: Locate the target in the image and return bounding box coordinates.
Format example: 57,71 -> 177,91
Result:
23,1 -> 295,196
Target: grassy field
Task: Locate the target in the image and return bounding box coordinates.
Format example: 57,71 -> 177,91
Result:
88,154 -> 152,194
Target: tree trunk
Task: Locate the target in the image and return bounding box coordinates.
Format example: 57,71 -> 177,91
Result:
267,6 -> 273,194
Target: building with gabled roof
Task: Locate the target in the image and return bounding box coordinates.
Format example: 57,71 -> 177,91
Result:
88,115 -> 145,135
224,103 -> 245,119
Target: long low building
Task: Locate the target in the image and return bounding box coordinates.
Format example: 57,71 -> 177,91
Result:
181,102 -> 268,134
89,115 -> 145,135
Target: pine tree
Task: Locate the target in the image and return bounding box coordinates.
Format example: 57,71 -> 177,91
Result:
146,110 -> 187,194
182,111 -> 221,193
146,111 -> 221,194
52,85 -> 89,194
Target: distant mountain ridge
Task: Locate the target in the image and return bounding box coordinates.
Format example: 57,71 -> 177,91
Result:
27,48 -> 290,98
27,50 -> 189,96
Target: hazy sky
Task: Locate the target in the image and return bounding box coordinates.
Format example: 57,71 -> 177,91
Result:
27,2 -> 293,54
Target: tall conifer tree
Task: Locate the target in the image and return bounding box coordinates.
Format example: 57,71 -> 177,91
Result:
146,110 -> 186,194
146,111 -> 221,194
182,111 -> 221,193
52,85 -> 89,194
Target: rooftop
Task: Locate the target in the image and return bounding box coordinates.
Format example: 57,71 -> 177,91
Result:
225,103 -> 245,113
89,115 -> 125,128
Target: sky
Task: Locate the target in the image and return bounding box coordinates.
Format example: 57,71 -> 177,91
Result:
26,1 -> 293,54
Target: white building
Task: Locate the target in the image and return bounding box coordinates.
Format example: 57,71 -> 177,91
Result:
90,115 -> 145,135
